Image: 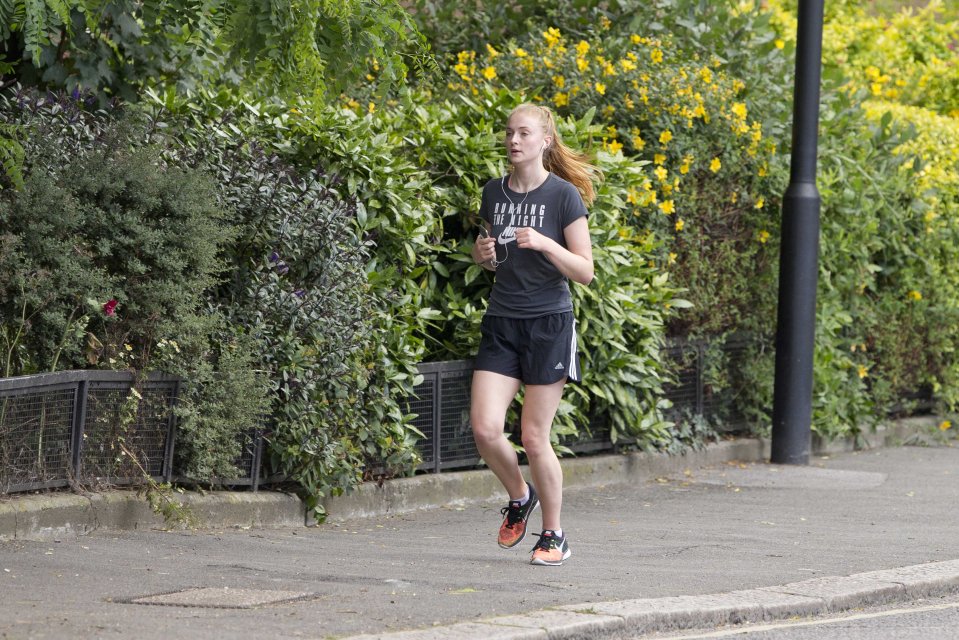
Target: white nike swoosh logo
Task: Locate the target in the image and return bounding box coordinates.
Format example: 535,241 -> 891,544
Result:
497,227 -> 517,245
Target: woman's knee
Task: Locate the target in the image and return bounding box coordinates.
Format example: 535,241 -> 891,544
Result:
471,412 -> 505,445
520,427 -> 552,458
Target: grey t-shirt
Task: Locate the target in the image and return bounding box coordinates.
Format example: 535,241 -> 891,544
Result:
480,173 -> 588,318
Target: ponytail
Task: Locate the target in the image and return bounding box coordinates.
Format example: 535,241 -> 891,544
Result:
508,103 -> 603,206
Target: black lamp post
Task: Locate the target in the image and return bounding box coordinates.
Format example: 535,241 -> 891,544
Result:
770,0 -> 825,465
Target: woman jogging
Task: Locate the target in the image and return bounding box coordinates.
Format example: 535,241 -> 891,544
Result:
470,103 -> 600,566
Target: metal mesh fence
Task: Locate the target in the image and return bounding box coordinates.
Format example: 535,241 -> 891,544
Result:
410,339 -> 762,471
0,384 -> 75,492
1,337 -> 767,493
222,428 -> 265,489
0,372 -> 177,495
81,381 -> 175,486
410,376 -> 437,470
663,341 -> 701,424
437,366 -> 479,469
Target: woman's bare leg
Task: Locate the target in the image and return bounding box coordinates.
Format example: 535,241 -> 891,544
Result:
520,379 -> 566,531
470,370 -> 526,499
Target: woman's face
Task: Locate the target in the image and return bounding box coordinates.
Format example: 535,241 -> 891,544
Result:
505,110 -> 549,167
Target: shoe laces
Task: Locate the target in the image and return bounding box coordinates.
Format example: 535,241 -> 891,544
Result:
532,531 -> 558,553
500,501 -> 523,527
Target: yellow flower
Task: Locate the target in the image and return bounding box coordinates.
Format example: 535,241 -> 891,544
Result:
865,66 -> 881,80
454,63 -> 470,78
659,130 -> 673,145
620,58 -> 637,72
577,57 -> 589,72
939,420 -> 952,432
659,199 -> 675,214
709,157 -> 722,173
368,102 -> 375,113
608,139 -> 623,155
482,66 -> 497,80
680,155 -> 692,174
774,39 -> 785,49
553,92 -> 569,107
758,165 -> 768,177
731,102 -> 748,119
487,44 -> 500,58
626,188 -> 639,205
631,34 -> 643,45
576,40 -> 590,56
908,290 -> 923,301
758,230 -> 770,243
675,218 -> 685,231
552,75 -> 565,88
857,365 -> 868,379
754,196 -> 764,209
668,252 -> 677,263
654,166 -> 668,182
654,153 -> 666,165
515,48 -> 528,58
651,48 -> 664,63
543,27 -> 562,47
594,82 -> 606,95
632,135 -> 645,150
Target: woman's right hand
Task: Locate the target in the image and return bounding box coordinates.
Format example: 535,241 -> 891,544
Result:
474,233 -> 497,266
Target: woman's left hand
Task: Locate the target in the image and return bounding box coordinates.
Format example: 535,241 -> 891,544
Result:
515,227 -> 553,253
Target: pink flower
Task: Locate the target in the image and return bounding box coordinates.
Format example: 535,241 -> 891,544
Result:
103,299 -> 118,316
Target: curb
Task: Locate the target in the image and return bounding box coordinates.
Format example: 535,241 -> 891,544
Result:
0,417 -> 940,541
0,490 -> 306,541
340,559 -> 959,640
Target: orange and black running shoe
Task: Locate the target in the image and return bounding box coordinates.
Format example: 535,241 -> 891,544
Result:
497,482 -> 539,548
530,529 -> 571,566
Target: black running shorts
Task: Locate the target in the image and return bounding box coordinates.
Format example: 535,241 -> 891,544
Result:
474,312 -> 581,385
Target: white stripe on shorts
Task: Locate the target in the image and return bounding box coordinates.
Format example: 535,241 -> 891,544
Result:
568,320 -> 578,380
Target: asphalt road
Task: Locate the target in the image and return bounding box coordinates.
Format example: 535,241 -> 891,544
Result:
1,445 -> 958,639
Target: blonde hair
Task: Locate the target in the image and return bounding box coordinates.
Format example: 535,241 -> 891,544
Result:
507,103 -> 603,206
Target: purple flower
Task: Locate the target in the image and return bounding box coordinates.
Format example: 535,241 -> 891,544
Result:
268,251 -> 280,263
103,299 -> 118,316
275,262 -> 289,275
294,289 -> 305,298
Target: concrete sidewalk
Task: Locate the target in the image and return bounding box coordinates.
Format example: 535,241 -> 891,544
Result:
2,419 -> 958,639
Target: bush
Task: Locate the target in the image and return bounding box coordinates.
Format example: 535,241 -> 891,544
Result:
136,99 -> 424,515
0,89 -> 267,479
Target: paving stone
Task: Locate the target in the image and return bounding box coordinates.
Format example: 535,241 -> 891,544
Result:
766,573 -> 904,610
485,608 -> 625,640
854,559 -> 959,598
345,622 -> 547,640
